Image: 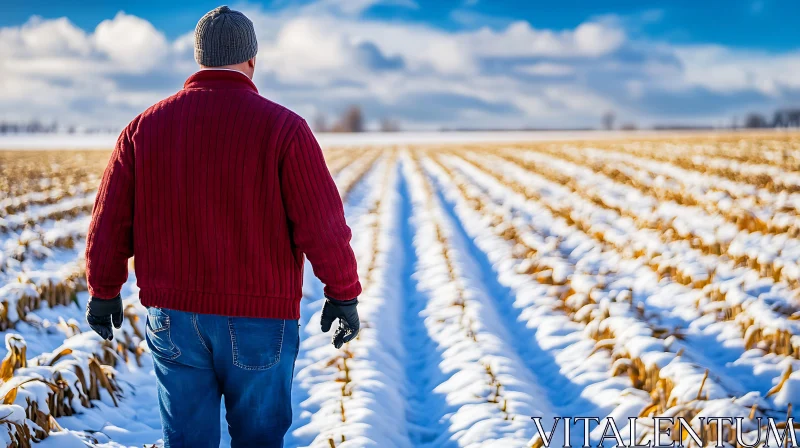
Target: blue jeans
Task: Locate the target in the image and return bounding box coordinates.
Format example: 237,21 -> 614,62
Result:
145,306 -> 300,448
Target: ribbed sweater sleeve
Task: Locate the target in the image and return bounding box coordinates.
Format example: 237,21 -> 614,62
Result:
85,121 -> 136,299
280,120 -> 362,301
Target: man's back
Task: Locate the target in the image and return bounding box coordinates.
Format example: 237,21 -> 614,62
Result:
86,69 -> 361,319
84,8 -> 363,446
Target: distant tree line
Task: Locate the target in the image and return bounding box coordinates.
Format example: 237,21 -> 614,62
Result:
744,109 -> 800,129
7,106 -> 799,136
600,108 -> 800,131
0,120 -> 59,134
0,119 -> 118,135
3,109 -> 400,136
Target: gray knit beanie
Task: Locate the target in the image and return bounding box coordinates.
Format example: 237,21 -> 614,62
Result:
194,6 -> 258,67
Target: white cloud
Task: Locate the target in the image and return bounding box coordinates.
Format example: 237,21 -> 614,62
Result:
573,22 -> 626,56
261,18 -> 356,81
0,16 -> 90,57
0,1 -> 798,130
466,20 -> 626,58
543,86 -> 615,114
0,12 -> 180,127
251,11 -> 476,75
516,63 -> 574,77
674,45 -> 800,96
93,12 -> 168,71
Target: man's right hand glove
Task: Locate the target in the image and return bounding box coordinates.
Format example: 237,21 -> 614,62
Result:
320,296 -> 360,349
86,295 -> 124,341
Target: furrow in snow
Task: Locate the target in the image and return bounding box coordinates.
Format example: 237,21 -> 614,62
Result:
477,150 -> 800,359
290,154 -> 413,448
421,154 -> 645,446
399,152 -> 542,447
578,140 -> 800,192
505,146 -> 800,284
437,152 -> 788,438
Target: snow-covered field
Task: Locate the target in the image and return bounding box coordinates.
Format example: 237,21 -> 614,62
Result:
0,133 -> 799,447
1,129 -> 797,150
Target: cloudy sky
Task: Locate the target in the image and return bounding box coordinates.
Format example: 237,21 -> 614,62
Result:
1,0 -> 799,131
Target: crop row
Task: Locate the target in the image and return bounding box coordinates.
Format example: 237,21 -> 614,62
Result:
0,151 -> 108,200
523,145 -> 800,236
424,153 -> 775,445
460,150 -> 800,368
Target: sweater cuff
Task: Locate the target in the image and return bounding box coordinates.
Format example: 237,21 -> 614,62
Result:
324,294 -> 358,305
88,285 -> 123,300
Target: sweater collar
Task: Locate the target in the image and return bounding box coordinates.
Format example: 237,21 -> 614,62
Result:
184,69 -> 258,93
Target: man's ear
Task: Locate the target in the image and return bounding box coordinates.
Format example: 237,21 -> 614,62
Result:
248,57 -> 256,69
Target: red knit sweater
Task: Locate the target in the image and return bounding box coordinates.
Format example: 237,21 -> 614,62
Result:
85,69 -> 361,319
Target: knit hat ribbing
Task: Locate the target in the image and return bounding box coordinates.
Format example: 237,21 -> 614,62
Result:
194,5 -> 258,67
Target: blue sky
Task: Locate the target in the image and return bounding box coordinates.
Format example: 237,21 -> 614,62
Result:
1,0 -> 799,130
2,0 -> 796,48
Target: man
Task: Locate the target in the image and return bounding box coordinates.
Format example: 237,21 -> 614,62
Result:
84,6 -> 361,447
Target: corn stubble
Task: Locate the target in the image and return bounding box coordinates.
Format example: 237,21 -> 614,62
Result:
2,134 -> 800,446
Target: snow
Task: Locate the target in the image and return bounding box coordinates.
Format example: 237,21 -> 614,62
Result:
0,137 -> 798,446
2,130 -> 791,150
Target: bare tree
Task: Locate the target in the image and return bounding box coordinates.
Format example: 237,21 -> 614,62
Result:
332,105 -> 364,133
772,109 -> 800,128
744,113 -> 768,128
601,111 -> 615,131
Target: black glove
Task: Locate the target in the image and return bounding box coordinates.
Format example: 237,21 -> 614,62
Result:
320,296 -> 360,349
86,295 -> 124,341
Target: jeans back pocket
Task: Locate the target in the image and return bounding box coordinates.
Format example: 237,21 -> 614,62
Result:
228,317 -> 285,370
146,307 -> 181,360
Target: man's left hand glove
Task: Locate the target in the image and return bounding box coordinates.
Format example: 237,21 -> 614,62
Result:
86,295 -> 124,341
320,296 -> 360,349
